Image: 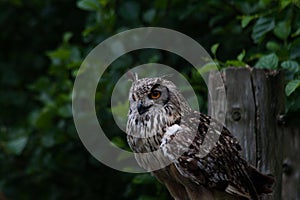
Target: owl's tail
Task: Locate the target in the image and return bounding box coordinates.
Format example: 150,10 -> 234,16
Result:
246,165 -> 275,195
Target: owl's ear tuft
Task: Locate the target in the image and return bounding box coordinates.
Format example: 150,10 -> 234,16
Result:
127,71 -> 138,82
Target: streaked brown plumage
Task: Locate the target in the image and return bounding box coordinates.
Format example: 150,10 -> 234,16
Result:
126,75 -> 274,200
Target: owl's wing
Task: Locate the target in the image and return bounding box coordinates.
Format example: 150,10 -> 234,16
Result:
160,111 -> 258,200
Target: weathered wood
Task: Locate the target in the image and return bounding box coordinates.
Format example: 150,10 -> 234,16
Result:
282,126 -> 300,200
252,69 -> 284,200
208,67 -> 284,200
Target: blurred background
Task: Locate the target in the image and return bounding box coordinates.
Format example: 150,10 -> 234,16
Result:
1,0 -> 300,199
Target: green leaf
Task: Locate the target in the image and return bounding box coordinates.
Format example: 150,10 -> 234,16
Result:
280,0 -> 292,9
47,48 -> 71,60
237,50 -> 246,61
116,151 -> 132,162
241,15 -> 255,28
252,17 -> 275,43
291,28 -> 300,38
111,101 -> 129,126
58,104 -> 72,118
286,95 -> 300,112
41,133 -> 55,148
226,60 -> 247,67
266,41 -> 281,52
63,32 -> 73,43
285,79 -> 300,96
255,53 -> 279,69
98,0 -> 109,6
35,105 -> 56,130
274,21 -> 291,40
143,9 -> 156,23
259,0 -> 273,7
119,1 -> 140,21
294,0 -> 300,8
132,174 -> 155,184
291,38 -> 300,59
281,60 -> 299,73
77,0 -> 100,11
111,137 -> 127,149
198,62 -> 219,75
5,136 -> 28,155
211,43 -> 219,56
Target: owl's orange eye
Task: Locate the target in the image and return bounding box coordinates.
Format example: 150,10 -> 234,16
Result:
149,91 -> 161,99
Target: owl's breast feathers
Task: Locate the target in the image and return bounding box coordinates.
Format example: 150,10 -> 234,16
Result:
159,111 -> 274,200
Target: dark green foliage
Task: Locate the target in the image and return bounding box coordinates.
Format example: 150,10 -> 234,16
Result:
1,0 -> 299,199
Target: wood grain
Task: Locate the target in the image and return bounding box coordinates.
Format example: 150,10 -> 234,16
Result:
208,67 -> 284,200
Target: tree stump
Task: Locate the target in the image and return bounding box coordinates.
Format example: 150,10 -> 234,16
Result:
208,67 -> 284,200
282,126 -> 300,200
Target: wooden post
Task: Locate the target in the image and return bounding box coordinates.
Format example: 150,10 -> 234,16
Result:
208,67 -> 284,200
282,126 -> 300,199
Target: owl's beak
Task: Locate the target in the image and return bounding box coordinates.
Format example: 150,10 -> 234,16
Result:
137,102 -> 151,115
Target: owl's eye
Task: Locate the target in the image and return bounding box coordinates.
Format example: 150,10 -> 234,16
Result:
149,91 -> 161,99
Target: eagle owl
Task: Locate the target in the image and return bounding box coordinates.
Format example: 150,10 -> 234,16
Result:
126,75 -> 274,200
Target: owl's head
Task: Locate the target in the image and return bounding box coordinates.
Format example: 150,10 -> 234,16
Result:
128,75 -> 192,118
126,75 -> 192,150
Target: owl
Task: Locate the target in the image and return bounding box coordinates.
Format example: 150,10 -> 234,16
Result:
126,74 -> 274,200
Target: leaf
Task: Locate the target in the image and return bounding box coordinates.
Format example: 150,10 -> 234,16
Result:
241,15 -> 255,28
259,0 -> 273,7
111,137 -> 127,149
281,60 -> 299,73
266,41 -> 281,52
35,105 -> 56,130
5,136 -> 28,155
210,43 -> 219,56
198,62 -> 219,75
58,104 -> 72,118
286,95 -> 300,112
226,60 -> 246,67
77,0 -> 100,11
237,49 -> 246,61
255,53 -> 278,69
274,21 -> 291,40
30,77 -> 51,91
63,32 -> 73,43
280,0 -> 292,9
291,38 -> 300,59
41,133 -> 55,148
111,101 -> 129,127
119,1 -> 140,21
251,17 -> 275,43
294,0 -> 300,8
47,48 -> 71,60
143,9 -> 156,23
132,174 -> 155,184
116,151 -> 132,162
98,0 -> 109,6
291,28 -> 300,38
285,79 -> 300,96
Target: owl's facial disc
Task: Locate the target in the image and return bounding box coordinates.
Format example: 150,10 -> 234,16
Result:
136,84 -> 169,115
